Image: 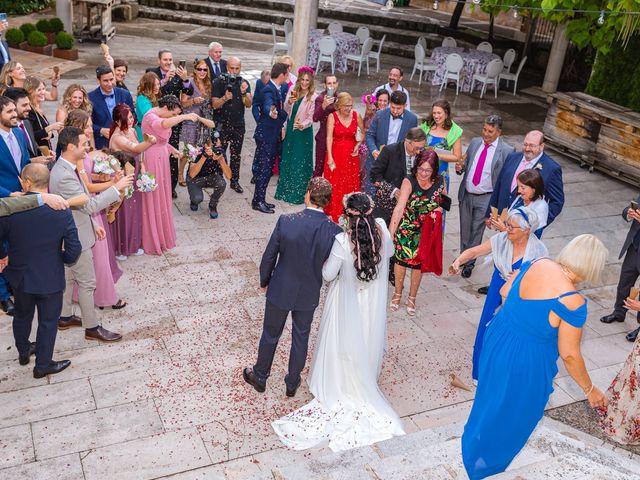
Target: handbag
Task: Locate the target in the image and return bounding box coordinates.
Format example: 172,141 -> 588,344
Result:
439,193 -> 452,212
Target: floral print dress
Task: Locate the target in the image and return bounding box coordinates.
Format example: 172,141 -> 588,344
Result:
599,335 -> 640,445
393,175 -> 445,269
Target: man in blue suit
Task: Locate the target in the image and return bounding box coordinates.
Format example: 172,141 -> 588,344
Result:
0,164 -> 81,378
364,91 -> 418,196
89,65 -> 135,150
251,69 -> 271,123
251,62 -> 289,214
0,95 -> 31,315
244,178 -> 341,397
487,130 -> 564,232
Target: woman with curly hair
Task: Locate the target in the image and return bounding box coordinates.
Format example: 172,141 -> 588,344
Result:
56,84 -> 92,128
135,72 -> 160,141
273,192 -> 405,452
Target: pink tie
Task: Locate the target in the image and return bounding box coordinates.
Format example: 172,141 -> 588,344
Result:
19,123 -> 34,153
472,143 -> 490,186
511,159 -> 531,191
6,132 -> 21,171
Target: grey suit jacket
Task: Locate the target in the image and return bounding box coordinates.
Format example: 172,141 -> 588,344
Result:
49,158 -> 120,251
458,137 -> 514,203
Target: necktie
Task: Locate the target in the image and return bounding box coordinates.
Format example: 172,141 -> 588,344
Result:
511,159 -> 531,191
6,131 -> 21,171
19,123 -> 34,153
472,143 -> 490,186
214,63 -> 220,77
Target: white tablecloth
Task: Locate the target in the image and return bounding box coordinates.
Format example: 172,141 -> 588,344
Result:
428,46 -> 500,92
307,29 -> 361,73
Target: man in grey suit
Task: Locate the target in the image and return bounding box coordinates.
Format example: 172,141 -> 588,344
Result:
49,127 -> 132,342
364,91 -> 418,196
455,115 -> 514,278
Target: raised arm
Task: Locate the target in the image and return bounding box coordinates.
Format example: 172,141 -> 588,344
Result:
389,178 -> 412,238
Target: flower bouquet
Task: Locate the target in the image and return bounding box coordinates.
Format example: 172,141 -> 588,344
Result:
181,142 -> 202,163
136,172 -> 157,193
93,154 -> 121,175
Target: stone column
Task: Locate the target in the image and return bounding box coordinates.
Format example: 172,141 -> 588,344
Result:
309,0 -> 319,30
291,0 -> 318,69
56,0 -> 73,33
542,22 -> 569,93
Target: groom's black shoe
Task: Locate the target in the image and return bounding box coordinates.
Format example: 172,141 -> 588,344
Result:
600,312 -> 625,324
243,367 -> 266,393
19,342 -> 36,366
626,326 -> 640,342
285,376 -> 300,397
252,202 -> 274,214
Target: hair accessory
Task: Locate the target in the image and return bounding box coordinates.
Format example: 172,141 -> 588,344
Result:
515,207 -> 530,226
297,66 -> 315,76
361,93 -> 377,105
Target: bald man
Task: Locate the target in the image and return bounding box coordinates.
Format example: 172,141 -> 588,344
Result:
211,56 -> 252,193
0,164 -> 81,378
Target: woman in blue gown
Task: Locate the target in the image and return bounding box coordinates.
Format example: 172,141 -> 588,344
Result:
449,207 -> 547,381
461,234 -> 609,479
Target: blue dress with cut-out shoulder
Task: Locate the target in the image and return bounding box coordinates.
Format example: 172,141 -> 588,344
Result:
461,260 -> 587,480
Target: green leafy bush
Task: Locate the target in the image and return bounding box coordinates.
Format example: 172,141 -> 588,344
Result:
0,0 -> 51,15
586,36 -> 640,113
27,30 -> 47,47
50,17 -> 65,33
36,19 -> 53,33
4,28 -> 24,46
19,23 -> 37,37
55,31 -> 75,50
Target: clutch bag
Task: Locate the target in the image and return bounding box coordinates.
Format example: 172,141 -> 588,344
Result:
439,193 -> 452,212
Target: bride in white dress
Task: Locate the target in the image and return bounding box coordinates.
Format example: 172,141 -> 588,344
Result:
272,192 -> 405,452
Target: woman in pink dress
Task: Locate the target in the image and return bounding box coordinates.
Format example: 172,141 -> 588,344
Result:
141,95 -> 199,255
324,92 -> 364,223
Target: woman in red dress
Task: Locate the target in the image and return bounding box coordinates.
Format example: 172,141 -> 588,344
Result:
324,92 -> 364,222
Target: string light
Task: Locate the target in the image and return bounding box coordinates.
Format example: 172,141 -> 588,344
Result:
513,6 -> 518,18
433,0 -> 439,10
598,10 -> 605,25
473,0 -> 481,4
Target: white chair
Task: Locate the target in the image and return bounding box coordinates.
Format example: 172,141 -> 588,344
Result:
271,24 -> 289,62
316,36 -> 337,73
327,21 -> 343,34
471,58 -> 504,99
442,36 -> 457,48
499,56 -> 527,95
410,43 -> 436,85
439,53 -> 464,95
368,34 -> 386,73
283,19 -> 293,37
355,26 -> 370,44
476,41 -> 493,53
502,48 -> 517,73
345,37 -> 373,76
285,32 -> 292,53
417,36 -> 427,51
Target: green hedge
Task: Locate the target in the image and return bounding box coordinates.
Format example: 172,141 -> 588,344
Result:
0,0 -> 51,15
27,30 -> 47,47
585,36 -> 640,113
5,28 -> 24,46
55,31 -> 75,50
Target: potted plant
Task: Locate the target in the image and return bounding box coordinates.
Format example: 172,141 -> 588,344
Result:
53,31 -> 78,60
24,30 -> 53,55
36,19 -> 55,44
19,23 -> 36,39
50,17 -> 65,34
4,28 -> 24,48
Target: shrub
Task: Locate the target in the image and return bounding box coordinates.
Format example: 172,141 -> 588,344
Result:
36,19 -> 52,33
27,30 -> 47,47
0,0 -> 50,15
19,23 -> 37,37
4,28 -> 24,46
55,31 -> 75,50
50,17 -> 65,33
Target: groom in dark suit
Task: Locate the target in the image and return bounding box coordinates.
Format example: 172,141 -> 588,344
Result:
244,178 -> 341,397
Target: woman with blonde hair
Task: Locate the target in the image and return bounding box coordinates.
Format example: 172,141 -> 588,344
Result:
323,92 -> 364,222
24,76 -> 63,150
135,71 -> 161,140
0,61 -> 59,100
276,55 -> 297,89
56,84 -> 92,127
275,66 -> 318,204
462,234 -> 609,479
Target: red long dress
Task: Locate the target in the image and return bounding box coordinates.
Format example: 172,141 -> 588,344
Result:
323,110 -> 360,222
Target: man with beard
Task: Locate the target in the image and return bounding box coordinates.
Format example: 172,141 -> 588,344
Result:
375,67 -> 411,110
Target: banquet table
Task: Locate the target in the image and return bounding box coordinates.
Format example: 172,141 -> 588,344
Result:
428,46 -> 500,93
307,29 -> 361,74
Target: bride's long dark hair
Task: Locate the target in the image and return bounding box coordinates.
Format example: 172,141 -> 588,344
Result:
344,193 -> 382,282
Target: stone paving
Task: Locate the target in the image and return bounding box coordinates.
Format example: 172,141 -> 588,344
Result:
0,14 -> 638,479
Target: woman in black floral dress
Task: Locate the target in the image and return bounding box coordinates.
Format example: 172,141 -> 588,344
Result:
389,150 -> 445,316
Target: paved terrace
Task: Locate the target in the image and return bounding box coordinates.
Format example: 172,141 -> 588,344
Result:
0,14 -> 637,479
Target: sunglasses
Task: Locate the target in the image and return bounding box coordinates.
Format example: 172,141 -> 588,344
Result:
195,68 -> 208,72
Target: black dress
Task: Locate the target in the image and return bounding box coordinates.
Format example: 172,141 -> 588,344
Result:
27,109 -> 51,150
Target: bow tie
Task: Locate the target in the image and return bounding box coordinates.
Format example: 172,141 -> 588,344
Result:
391,114 -> 403,120
103,93 -> 115,99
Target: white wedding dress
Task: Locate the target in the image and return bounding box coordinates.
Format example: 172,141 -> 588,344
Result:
272,219 -> 405,452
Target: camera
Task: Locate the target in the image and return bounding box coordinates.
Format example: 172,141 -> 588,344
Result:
210,128 -> 225,156
219,73 -> 242,93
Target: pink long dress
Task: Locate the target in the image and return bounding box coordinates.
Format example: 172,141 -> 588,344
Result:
141,110 -> 176,255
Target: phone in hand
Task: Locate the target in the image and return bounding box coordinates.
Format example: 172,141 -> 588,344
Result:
179,60 -> 186,69
631,200 -> 639,211
326,87 -> 335,97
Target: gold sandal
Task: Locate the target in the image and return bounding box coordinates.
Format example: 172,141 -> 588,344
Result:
390,292 -> 402,312
407,295 -> 417,316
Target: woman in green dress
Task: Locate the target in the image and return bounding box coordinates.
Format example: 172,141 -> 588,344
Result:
389,150 -> 446,316
275,67 -> 318,204
135,71 -> 160,141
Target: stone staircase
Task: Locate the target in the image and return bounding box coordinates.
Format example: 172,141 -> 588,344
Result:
136,0 -> 442,59
185,415 -> 640,479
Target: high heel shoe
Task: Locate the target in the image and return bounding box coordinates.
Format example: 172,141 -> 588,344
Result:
390,292 -> 402,311
407,295 -> 416,316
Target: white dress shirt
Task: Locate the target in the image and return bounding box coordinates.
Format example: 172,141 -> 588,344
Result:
375,83 -> 411,110
511,152 -> 543,191
387,115 -> 403,145
466,138 -> 499,194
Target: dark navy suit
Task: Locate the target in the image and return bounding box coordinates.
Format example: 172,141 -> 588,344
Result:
0,195 -> 81,368
88,86 -> 135,149
251,81 -> 288,206
487,151 -> 565,230
254,208 -> 341,389
610,196 -> 640,321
